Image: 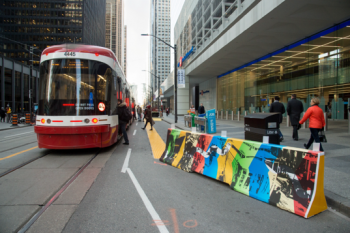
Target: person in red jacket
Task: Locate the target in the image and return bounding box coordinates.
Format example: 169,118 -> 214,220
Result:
299,97 -> 325,151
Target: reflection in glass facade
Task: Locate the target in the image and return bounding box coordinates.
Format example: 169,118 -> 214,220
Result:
217,22 -> 350,120
0,0 -> 106,67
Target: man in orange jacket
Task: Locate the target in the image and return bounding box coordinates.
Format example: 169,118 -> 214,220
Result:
299,97 -> 325,151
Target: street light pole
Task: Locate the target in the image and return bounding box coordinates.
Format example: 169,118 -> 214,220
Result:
174,44 -> 177,123
141,34 -> 177,123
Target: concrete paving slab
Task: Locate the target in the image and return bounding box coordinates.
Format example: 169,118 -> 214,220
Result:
27,205 -> 77,233
0,205 -> 40,233
54,168 -> 102,205
0,168 -> 78,205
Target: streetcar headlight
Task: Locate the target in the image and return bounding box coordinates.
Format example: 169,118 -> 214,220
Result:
41,118 -> 45,124
84,118 -> 90,123
92,118 -> 98,124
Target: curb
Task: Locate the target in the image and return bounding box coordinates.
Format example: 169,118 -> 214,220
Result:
324,190 -> 350,218
161,118 -> 185,130
0,125 -> 33,131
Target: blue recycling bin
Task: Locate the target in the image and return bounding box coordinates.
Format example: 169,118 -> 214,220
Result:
198,113 -> 206,131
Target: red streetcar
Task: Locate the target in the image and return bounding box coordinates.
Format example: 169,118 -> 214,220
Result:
34,44 -> 134,149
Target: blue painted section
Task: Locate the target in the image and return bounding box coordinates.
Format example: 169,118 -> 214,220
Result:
206,109 -> 216,134
203,136 -> 227,179
218,18 -> 350,78
248,144 -> 284,203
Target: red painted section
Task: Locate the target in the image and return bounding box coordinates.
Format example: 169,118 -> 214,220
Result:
42,44 -> 117,61
34,125 -> 118,149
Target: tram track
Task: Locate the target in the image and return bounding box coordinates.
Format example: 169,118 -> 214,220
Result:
0,151 -> 49,178
17,149 -> 101,233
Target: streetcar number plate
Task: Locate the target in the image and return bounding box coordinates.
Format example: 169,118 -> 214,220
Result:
64,52 -> 76,56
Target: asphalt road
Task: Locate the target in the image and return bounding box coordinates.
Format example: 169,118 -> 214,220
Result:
0,122 -> 349,233
64,121 -> 350,233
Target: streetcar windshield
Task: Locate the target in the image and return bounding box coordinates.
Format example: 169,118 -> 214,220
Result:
39,59 -> 116,116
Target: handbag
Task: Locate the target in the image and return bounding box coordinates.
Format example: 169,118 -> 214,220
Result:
318,129 -> 327,143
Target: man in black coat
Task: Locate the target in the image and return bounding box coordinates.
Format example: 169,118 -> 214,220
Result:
198,103 -> 205,114
117,99 -> 130,145
287,94 -> 304,141
270,96 -> 285,141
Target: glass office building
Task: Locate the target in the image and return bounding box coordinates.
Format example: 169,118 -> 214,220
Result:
217,21 -> 350,120
0,0 -> 106,67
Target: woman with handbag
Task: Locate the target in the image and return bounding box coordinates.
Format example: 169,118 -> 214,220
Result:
142,105 -> 153,130
299,97 -> 326,152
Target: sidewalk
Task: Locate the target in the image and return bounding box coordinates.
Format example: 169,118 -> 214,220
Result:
162,113 -> 350,217
0,122 -> 32,131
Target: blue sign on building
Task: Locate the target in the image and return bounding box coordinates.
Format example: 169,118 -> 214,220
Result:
206,109 -> 216,134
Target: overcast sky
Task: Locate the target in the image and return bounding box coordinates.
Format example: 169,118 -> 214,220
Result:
124,0 -> 185,104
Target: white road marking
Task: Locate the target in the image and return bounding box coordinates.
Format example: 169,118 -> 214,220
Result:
121,148 -> 132,173
133,130 -> 137,136
127,168 -> 169,233
4,131 -> 33,138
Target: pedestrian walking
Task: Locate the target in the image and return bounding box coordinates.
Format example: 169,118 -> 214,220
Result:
269,96 -> 286,141
142,105 -> 153,130
117,99 -> 131,145
198,103 -> 205,114
287,94 -> 304,141
137,105 -> 142,121
166,107 -> 169,116
6,105 -> 11,123
0,107 -> 6,122
299,97 -> 325,152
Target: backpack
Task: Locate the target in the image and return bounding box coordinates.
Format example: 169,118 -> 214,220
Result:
121,108 -> 132,122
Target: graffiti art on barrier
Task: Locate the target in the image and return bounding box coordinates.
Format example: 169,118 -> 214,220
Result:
160,128 -> 327,218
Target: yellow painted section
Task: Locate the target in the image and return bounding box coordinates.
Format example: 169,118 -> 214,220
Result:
0,146 -> 38,161
216,139 -> 243,185
152,118 -> 162,122
306,154 -> 328,218
171,131 -> 187,167
145,123 -> 166,159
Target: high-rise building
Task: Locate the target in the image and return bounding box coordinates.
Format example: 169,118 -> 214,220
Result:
149,0 -> 171,104
105,0 -> 124,68
130,84 -> 138,105
124,25 -> 127,78
0,0 -> 106,67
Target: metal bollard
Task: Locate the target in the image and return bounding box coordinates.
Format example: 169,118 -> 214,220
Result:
232,111 -> 234,121
244,111 -> 247,116
324,112 -> 328,132
221,110 -> 223,120
216,111 -> 218,119
287,115 -> 290,127
12,114 -> 18,126
237,111 -> 240,121
253,111 -> 255,114
226,111 -> 228,120
302,112 -> 308,129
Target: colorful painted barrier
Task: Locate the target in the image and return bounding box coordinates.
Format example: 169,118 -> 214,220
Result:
160,129 -> 327,218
